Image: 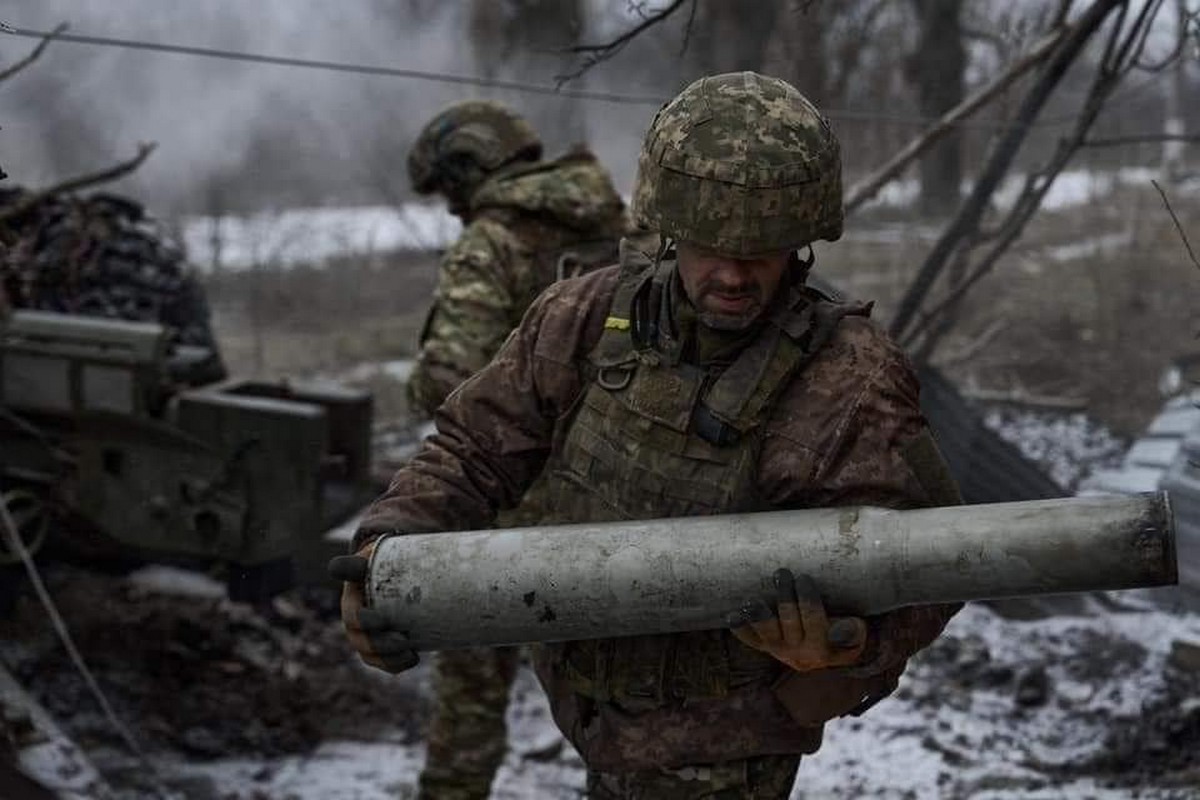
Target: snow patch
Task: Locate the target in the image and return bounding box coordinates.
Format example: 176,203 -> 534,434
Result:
124,565 -> 227,600
180,204 -> 461,270
982,408 -> 1127,491
858,167 -> 1180,216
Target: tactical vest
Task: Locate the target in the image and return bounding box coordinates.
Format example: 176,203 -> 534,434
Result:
534,242 -> 869,720
471,204 -> 625,528
477,209 -> 623,321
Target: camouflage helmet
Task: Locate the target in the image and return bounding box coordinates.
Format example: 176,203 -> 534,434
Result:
632,72 -> 843,257
407,100 -> 543,195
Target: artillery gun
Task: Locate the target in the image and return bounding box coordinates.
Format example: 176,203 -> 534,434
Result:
0,309 -> 376,600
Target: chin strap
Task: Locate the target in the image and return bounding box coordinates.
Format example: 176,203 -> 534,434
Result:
653,235 -> 674,268
791,244 -> 815,282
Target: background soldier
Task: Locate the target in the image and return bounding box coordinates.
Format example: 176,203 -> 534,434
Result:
403,99 -> 627,799
405,100 -> 628,415
342,73 -> 961,798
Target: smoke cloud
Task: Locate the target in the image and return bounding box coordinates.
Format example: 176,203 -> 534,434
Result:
0,1 -> 677,215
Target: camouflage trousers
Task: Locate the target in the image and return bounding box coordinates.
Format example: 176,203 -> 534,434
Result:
417,646 -> 521,800
585,755 -> 801,799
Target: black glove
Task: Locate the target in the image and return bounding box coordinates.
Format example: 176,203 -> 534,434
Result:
329,549 -> 419,673
727,568 -> 869,672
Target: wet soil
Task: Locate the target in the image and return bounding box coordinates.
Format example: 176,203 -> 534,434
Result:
0,566 -> 427,766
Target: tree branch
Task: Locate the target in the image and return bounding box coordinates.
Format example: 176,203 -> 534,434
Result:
905,0 -> 1171,357
1152,178 -> 1200,272
556,0 -> 691,86
844,24 -> 1066,216
888,0 -> 1124,344
0,143 -> 157,226
0,22 -> 67,83
1135,4 -> 1199,70
1052,0 -> 1075,29
679,0 -> 699,56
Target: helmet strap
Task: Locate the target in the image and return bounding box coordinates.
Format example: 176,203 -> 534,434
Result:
653,235 -> 675,268
791,245 -> 815,282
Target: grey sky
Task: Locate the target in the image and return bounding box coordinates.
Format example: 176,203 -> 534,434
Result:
0,1 -> 664,213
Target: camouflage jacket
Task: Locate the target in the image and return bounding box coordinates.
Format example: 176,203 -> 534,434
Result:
361,254 -> 959,769
406,149 -> 626,416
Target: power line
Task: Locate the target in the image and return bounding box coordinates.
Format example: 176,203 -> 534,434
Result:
5,26 -> 669,105
2,25 -> 1168,131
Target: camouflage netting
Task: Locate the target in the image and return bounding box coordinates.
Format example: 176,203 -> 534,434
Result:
0,188 -> 224,366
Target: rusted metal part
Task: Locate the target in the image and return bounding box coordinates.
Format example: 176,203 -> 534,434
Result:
366,492 -> 1176,650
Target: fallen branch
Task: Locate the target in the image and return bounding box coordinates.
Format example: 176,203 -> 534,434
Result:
844,24 -> 1066,216
0,142 -> 157,226
1082,133 -> 1200,147
959,387 -> 1089,411
1152,178 -> 1200,272
0,22 -> 66,84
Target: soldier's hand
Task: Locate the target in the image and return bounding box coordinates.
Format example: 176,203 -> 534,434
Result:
727,568 -> 869,672
329,541 -> 420,674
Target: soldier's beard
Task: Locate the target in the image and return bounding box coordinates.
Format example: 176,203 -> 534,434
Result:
694,283 -> 766,331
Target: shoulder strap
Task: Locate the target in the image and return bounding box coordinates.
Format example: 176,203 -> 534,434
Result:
586,237 -> 660,369
695,285 -> 871,444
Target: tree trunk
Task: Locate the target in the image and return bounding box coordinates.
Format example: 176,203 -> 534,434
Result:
689,1 -> 780,76
1161,0 -> 1188,182
469,0 -> 588,144
762,1 -> 828,104
907,0 -> 966,217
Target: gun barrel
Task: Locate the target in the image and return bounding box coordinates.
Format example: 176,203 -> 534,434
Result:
366,492 -> 1176,650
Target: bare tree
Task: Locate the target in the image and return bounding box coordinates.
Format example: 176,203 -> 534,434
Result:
685,1 -> 779,76
1161,0 -> 1192,181
890,0 -> 1192,361
906,0 -> 967,216
844,22 -> 1069,215
556,0 -> 694,85
546,0 -> 1191,371
762,1 -> 829,103
472,0 -> 589,143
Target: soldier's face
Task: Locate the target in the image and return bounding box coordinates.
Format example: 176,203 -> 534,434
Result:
676,243 -> 790,331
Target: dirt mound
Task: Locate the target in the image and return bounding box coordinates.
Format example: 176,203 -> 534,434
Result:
0,566 -> 426,764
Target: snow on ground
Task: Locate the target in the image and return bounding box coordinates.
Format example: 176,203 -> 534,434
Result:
179,204 -> 461,270
856,166 -> 1190,218
145,600 -> 1200,800
1040,231 -> 1136,264
981,408 -> 1128,491
803,602 -> 1200,799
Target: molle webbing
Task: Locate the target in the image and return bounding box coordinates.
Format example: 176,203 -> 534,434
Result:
697,288 -> 868,445
593,253 -> 871,446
